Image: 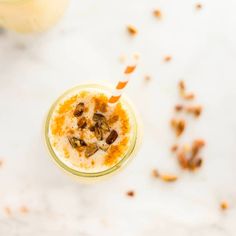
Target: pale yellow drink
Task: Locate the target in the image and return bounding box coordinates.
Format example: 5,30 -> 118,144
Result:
0,0 -> 69,33
44,85 -> 140,180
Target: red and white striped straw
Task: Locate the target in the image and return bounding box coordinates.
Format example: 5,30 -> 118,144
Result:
108,64 -> 136,103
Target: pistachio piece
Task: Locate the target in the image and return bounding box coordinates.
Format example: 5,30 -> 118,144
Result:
106,130 -> 118,145
93,113 -> 106,122
99,143 -> 109,152
79,139 -> 87,146
68,137 -> 79,148
89,126 -> 95,132
85,143 -> 98,158
94,123 -> 103,140
77,117 -> 87,129
99,119 -> 110,132
74,102 -> 85,117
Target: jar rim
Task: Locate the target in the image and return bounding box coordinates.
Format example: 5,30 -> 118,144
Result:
44,84 -> 138,179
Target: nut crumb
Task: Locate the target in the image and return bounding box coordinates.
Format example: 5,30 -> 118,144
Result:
152,169 -> 160,178
178,80 -> 195,100
20,206 -> 29,214
171,144 -> 178,152
153,9 -> 162,20
4,207 -> 12,216
195,3 -> 203,10
126,191 -> 135,197
127,25 -> 138,36
144,75 -> 151,82
175,104 -> 184,112
161,174 -> 178,182
164,55 -> 172,62
186,105 -> 202,117
220,201 -> 228,210
171,119 -> 186,137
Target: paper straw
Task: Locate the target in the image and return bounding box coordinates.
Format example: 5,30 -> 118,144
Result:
108,65 -> 136,103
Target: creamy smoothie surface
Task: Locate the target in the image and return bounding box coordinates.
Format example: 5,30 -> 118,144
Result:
48,89 -> 134,173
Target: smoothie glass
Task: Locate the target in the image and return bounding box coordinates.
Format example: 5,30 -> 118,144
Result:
44,84 -> 141,181
0,0 -> 69,33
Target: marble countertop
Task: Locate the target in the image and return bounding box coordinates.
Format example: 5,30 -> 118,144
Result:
0,0 -> 236,235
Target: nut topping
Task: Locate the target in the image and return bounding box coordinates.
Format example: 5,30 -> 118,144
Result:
94,123 -> 103,141
74,102 -> 85,117
106,130 -> 118,145
85,143 -> 98,158
77,117 -> 87,129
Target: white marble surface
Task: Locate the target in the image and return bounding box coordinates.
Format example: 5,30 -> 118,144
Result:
0,0 -> 236,235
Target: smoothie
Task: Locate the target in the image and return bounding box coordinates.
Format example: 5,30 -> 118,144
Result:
0,0 -> 69,33
45,85 -> 138,178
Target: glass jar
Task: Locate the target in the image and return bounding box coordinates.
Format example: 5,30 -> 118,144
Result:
44,84 -> 142,182
0,0 -> 69,33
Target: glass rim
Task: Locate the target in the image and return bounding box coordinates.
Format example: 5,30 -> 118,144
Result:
44,84 -> 138,178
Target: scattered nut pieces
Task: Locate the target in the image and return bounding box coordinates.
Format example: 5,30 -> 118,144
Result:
153,9 -> 162,20
171,119 -> 186,137
127,25 -> 138,36
20,206 -> 29,214
126,190 -> 135,197
152,169 -> 160,178
171,144 -> 178,153
99,143 -> 110,152
85,143 -> 98,158
177,140 -> 205,170
195,3 -> 203,10
74,102 -> 85,117
186,106 -> 202,117
164,55 -> 172,62
178,80 -> 195,100
175,104 -> 184,112
77,117 -> 87,129
152,169 -> 178,182
220,201 -> 229,211
106,130 -> 118,145
94,123 -> 103,141
144,75 -> 151,82
161,174 -> 178,182
68,137 -> 87,148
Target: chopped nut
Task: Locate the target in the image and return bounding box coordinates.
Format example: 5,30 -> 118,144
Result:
106,130 -> 118,145
178,80 -> 195,100
68,137 -> 87,148
186,106 -> 202,117
108,115 -> 119,125
184,93 -> 195,100
127,25 -> 138,36
93,113 -> 106,122
175,104 -> 184,112
177,140 -> 205,170
153,9 -> 162,19
77,117 -> 87,129
20,206 -> 29,214
74,102 -> 85,117
144,75 -> 151,82
171,119 -> 185,137
126,191 -> 135,197
89,126 -> 95,132
85,143 -> 98,158
178,80 -> 186,91
68,137 -> 79,148
161,174 -> 178,182
164,55 -> 172,62
220,201 -> 228,210
152,169 -> 160,178
171,144 -> 178,152
195,3 -> 202,10
99,143 -> 110,152
94,123 -> 103,141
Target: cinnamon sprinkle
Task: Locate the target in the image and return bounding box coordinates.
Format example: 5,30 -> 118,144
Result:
126,190 -> 135,197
